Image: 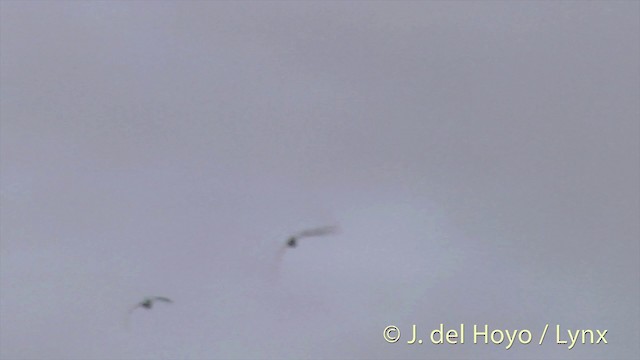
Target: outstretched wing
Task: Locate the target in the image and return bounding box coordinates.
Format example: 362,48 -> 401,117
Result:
125,303 -> 142,330
152,297 -> 173,303
295,226 -> 339,239
129,302 -> 144,312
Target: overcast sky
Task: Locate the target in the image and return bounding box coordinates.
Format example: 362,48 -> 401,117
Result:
1,1 -> 638,359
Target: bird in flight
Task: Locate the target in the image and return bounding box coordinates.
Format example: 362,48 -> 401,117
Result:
285,226 -> 339,248
270,226 -> 339,278
132,296 -> 173,310
126,296 -> 173,329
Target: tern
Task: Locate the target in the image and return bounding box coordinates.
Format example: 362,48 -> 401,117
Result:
133,296 -> 173,310
270,226 -> 339,277
126,296 -> 173,329
285,226 -> 339,248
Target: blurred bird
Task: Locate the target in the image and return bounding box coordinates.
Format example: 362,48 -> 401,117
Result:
270,226 -> 340,279
285,226 -> 339,248
125,296 -> 173,329
132,296 -> 173,310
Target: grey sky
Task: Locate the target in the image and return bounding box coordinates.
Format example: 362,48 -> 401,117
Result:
1,1 -> 638,359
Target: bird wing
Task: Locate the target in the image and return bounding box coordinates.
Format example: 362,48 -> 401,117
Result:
295,226 -> 339,239
125,303 -> 142,330
153,297 -> 173,303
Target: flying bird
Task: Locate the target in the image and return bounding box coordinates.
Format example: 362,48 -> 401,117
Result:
125,296 -> 173,329
285,226 -> 339,248
132,296 -> 173,310
270,226 -> 340,278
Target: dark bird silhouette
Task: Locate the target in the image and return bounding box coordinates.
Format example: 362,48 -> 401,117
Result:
126,296 -> 173,329
285,226 -> 339,248
271,226 -> 340,278
133,296 -> 173,310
